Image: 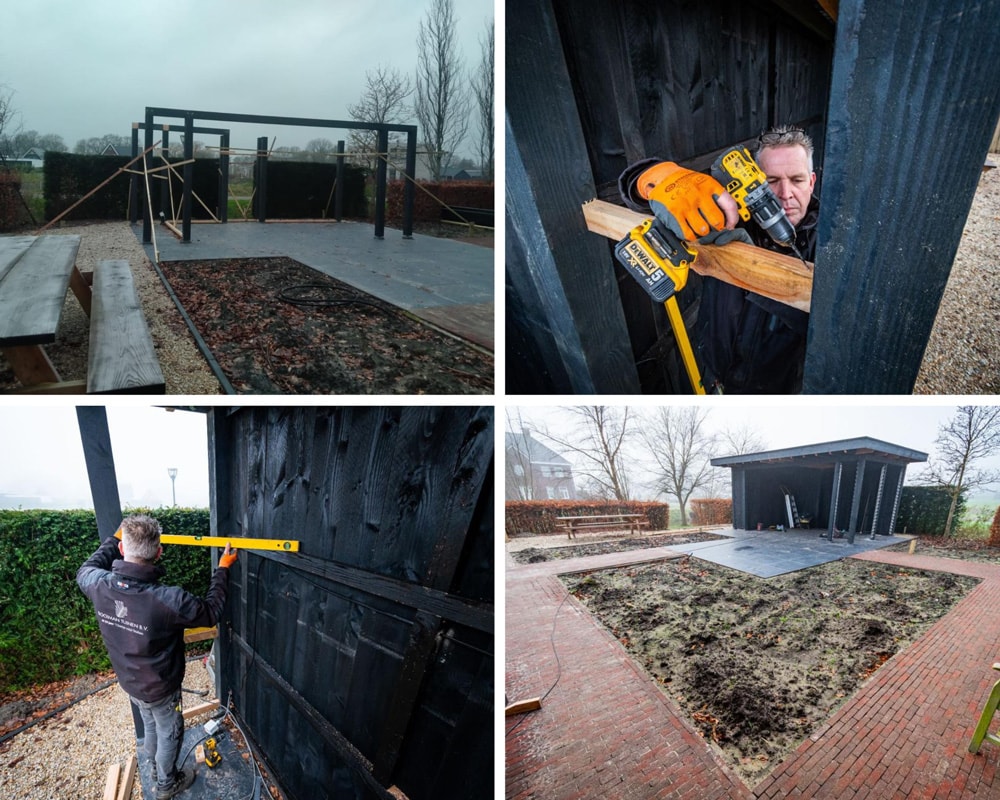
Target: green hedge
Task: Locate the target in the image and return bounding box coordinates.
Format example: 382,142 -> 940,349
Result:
0,508 -> 211,692
43,152 -> 221,221
896,486 -> 965,536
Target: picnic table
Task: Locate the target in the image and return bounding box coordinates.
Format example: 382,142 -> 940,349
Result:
556,513 -> 651,540
0,235 -> 164,393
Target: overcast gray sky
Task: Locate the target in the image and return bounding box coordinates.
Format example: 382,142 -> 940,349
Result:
0,406 -> 209,510
507,402 -> 1000,502
1,0 -> 494,154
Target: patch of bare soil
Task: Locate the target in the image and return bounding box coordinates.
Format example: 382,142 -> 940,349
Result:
509,531 -> 727,564
563,557 -> 978,786
158,256 -> 493,394
888,535 -> 1000,564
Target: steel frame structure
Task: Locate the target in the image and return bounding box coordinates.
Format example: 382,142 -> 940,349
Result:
139,106 -> 417,242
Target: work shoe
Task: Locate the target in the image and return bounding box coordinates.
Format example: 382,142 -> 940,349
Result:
155,767 -> 196,799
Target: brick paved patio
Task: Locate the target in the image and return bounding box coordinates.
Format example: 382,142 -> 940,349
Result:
505,545 -> 1000,799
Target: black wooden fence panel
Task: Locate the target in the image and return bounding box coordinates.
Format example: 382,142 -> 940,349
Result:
209,407 -> 493,800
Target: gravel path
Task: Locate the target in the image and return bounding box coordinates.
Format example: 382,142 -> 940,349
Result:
0,658 -> 216,800
914,165 -> 1000,394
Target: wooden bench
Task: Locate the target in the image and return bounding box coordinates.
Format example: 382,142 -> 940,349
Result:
556,514 -> 651,540
87,260 -> 165,393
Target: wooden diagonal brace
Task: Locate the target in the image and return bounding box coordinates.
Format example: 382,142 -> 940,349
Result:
582,199 -> 814,313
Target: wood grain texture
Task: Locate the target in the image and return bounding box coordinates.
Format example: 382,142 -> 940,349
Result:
87,259 -> 165,393
582,199 -> 814,312
0,235 -> 81,345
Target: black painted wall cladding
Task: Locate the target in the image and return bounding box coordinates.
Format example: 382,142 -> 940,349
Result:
207,407 -> 493,800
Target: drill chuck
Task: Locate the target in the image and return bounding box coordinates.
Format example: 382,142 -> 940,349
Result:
743,184 -> 796,247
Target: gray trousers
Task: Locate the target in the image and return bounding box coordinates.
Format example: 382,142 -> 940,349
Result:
131,688 -> 184,789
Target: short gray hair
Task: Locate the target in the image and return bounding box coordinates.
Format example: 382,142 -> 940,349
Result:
755,125 -> 815,172
120,514 -> 161,562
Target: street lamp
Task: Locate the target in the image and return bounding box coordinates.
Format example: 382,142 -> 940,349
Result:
167,467 -> 178,507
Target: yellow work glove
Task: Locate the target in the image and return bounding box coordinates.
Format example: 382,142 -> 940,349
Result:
219,542 -> 238,569
637,161 -> 732,241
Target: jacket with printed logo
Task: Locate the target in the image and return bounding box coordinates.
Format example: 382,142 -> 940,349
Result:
76,536 -> 230,703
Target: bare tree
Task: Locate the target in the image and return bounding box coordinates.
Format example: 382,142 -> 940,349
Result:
718,424 -> 767,457
471,20 -> 494,179
0,85 -> 22,157
347,65 -> 413,175
536,406 -> 633,501
920,406 -> 1000,537
640,407 -> 717,527
414,0 -> 470,180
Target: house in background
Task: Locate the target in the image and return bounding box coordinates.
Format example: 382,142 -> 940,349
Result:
506,429 -> 578,500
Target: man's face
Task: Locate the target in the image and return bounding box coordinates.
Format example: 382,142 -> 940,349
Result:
756,144 -> 816,227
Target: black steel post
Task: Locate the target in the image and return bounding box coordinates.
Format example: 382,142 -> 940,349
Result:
335,139 -> 345,222
182,114 -> 193,242
403,127 -> 416,238
374,128 -> 388,239
219,132 -> 230,223
75,406 -> 144,741
847,459 -> 867,544
159,125 -> 169,224
129,124 -> 139,225
142,109 -> 154,243
256,136 -> 268,223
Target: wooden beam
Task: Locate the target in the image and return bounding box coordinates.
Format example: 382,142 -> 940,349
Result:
505,697 -> 543,716
582,199 -> 814,312
115,755 -> 136,800
183,700 -> 221,720
183,625 -> 218,643
102,763 -> 120,800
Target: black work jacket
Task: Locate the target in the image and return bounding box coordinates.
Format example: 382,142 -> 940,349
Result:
76,536 -> 229,703
695,197 -> 819,394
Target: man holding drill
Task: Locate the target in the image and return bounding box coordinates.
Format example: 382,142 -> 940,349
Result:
77,514 -> 237,799
620,125 -> 819,393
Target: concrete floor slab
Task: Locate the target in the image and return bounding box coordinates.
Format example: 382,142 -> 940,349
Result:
135,221 -> 494,348
664,528 -> 909,577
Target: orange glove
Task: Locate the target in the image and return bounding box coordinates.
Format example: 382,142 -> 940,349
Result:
636,161 -> 737,240
114,527 -> 123,540
219,542 -> 238,569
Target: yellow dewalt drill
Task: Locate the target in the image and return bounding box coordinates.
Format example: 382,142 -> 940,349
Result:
710,145 -> 807,264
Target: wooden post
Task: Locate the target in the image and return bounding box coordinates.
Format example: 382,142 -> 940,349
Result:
805,0 -> 1000,392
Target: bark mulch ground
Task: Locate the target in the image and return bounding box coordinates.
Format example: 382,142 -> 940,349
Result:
158,255 -> 493,395
508,531 -> 727,564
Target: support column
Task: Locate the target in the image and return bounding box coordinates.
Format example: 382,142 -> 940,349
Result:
75,406 -> 144,741
869,464 -> 888,539
159,125 -> 170,223
847,458 -> 867,544
255,136 -> 268,224
403,127 -> 416,238
335,139 -> 345,222
219,133 -> 230,224
129,123 -> 140,225
827,461 -> 844,542
732,467 -> 746,530
887,467 -> 906,537
182,114 -> 193,242
142,109 -> 154,243
374,128 -> 388,239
